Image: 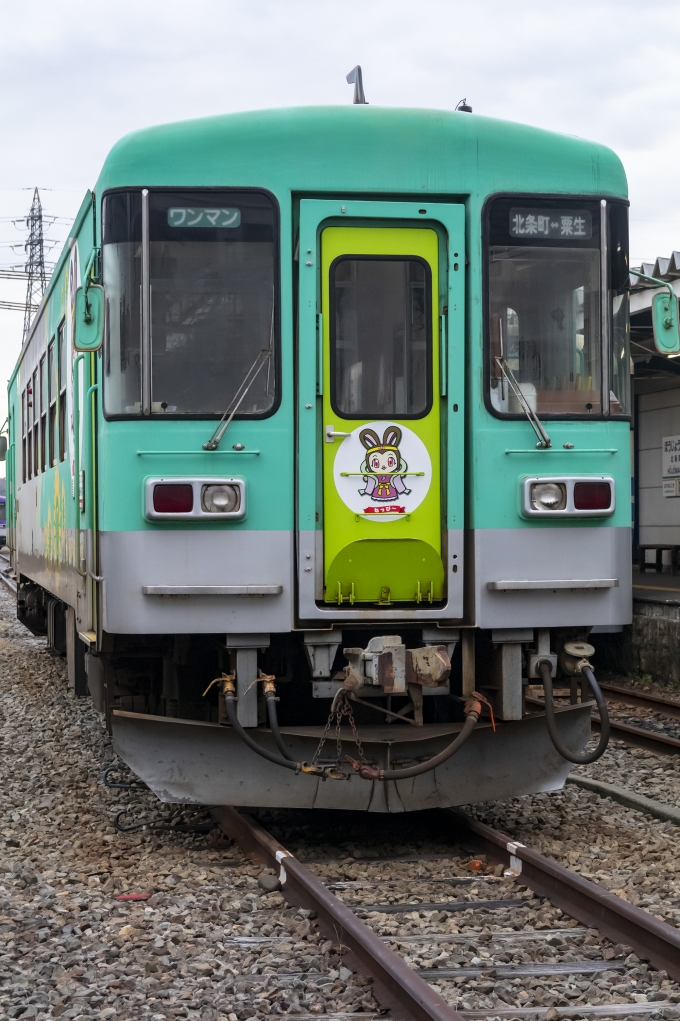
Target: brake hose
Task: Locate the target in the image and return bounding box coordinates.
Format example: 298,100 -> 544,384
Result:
347,694 -> 481,781
538,660 -> 610,764
220,678 -> 340,779
224,690 -> 299,770
261,676 -> 296,762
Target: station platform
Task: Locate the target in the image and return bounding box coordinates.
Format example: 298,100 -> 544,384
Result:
633,566 -> 680,607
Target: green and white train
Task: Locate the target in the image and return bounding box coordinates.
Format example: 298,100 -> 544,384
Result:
5,100 -> 630,812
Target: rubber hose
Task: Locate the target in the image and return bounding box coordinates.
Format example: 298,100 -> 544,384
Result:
351,710 -> 479,781
539,660 -> 610,764
225,693 -> 300,771
265,692 -> 296,761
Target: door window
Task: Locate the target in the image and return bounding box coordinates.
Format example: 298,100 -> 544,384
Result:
330,257 -> 431,419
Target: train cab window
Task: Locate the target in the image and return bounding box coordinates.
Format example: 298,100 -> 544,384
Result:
330,257 -> 431,418
608,202 -> 631,416
102,189 -> 278,418
486,197 -> 630,417
102,191 -> 142,416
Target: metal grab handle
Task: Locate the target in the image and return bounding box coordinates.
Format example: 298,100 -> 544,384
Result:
73,356 -> 100,581
73,353 -> 87,578
325,425 -> 351,443
83,383 -> 102,581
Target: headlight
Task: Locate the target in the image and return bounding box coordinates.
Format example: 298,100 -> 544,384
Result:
530,482 -> 566,511
201,484 -> 241,514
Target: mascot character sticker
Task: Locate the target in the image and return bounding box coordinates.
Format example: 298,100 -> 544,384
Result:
332,420 -> 432,518
358,426 -> 411,502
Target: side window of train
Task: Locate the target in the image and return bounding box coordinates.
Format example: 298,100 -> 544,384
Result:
101,189 -> 279,418
21,389 -> 26,484
58,320 -> 67,461
486,197 -> 630,418
32,368 -> 39,478
48,338 -> 56,467
39,354 -> 46,473
26,381 -> 33,481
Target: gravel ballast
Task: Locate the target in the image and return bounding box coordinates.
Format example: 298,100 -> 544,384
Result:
0,587 -> 380,1020
2,575 -> 680,1020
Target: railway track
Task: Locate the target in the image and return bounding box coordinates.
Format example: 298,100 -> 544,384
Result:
213,806 -> 680,1021
527,683 -> 680,756
598,683 -> 680,722
0,548 -> 15,595
0,571 -> 678,1020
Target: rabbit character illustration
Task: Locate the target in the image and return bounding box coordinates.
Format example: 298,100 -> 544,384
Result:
358,426 -> 411,501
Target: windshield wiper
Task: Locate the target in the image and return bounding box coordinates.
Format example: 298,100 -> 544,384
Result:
203,303 -> 274,451
495,356 -> 551,449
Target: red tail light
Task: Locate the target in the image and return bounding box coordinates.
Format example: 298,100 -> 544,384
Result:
153,484 -> 193,513
573,481 -> 611,511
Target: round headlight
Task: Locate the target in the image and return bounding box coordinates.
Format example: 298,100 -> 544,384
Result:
201,484 -> 240,514
530,482 -> 566,511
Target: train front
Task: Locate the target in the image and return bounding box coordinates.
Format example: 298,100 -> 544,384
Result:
94,108 -> 631,811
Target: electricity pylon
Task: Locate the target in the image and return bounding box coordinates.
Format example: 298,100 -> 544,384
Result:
22,187 -> 47,343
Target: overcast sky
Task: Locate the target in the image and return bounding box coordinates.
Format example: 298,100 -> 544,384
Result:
1,0 -> 679,412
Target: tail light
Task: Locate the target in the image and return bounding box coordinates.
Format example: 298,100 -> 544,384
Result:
573,481 -> 611,511
153,484 -> 194,514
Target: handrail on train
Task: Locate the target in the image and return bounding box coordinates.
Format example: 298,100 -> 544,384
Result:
72,354 -> 102,582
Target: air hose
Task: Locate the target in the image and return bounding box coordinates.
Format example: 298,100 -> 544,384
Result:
346,693 -> 482,781
224,688 -> 299,770
538,660 -> 610,764
213,675 -> 341,779
261,674 -> 296,762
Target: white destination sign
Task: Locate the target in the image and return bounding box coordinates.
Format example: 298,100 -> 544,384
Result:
662,434 -> 680,497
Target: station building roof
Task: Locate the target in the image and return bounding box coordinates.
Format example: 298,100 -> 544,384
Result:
630,255 -> 680,393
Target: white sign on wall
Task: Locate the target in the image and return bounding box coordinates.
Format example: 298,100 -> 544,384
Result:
662,435 -> 680,497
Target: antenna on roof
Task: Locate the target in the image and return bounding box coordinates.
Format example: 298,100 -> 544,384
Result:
346,66 -> 368,105
456,98 -> 473,113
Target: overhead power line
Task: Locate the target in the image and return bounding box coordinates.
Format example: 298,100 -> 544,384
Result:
0,270 -> 31,282
0,300 -> 39,312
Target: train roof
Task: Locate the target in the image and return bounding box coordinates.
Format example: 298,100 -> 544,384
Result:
97,105 -> 627,201
10,106 -> 627,381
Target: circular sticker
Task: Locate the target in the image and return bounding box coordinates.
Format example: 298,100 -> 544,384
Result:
333,422 -> 432,520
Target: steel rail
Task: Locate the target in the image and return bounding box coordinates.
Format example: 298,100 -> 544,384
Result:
590,714 -> 680,754
448,810 -> 680,981
0,549 -> 16,594
598,682 -> 680,721
566,773 -> 680,826
525,696 -> 680,755
212,806 -> 464,1021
